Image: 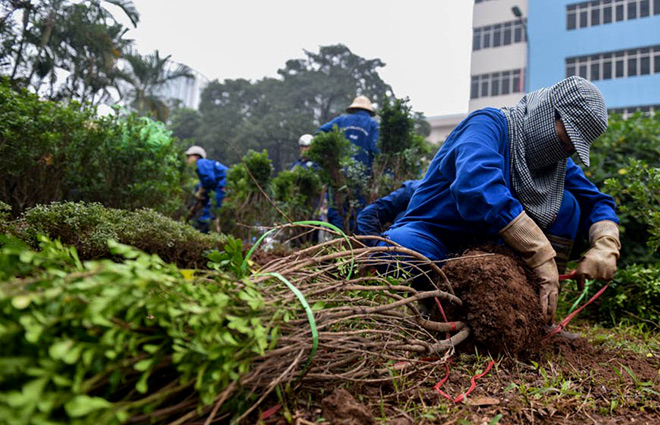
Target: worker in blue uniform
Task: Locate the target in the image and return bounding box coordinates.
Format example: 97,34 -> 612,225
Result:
185,146 -> 228,234
356,180 -> 421,246
380,77 -> 621,324
317,96 -> 380,233
289,134 -> 318,171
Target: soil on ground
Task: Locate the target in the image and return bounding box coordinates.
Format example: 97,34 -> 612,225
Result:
263,324 -> 659,425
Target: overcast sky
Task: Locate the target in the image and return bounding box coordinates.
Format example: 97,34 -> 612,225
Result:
123,0 -> 474,117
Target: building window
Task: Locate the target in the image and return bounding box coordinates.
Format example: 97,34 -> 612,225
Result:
470,69 -> 525,100
567,0 -> 659,30
566,45 -> 660,80
609,104 -> 660,117
472,19 -> 526,51
473,28 -> 482,51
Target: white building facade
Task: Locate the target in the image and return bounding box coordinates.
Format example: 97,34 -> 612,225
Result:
469,0 -> 529,111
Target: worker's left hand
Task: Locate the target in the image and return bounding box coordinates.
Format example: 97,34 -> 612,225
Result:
575,221 -> 620,289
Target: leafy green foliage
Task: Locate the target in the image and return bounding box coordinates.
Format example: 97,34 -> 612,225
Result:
0,81 -> 189,216
271,167 -> 323,223
2,0 -> 138,104
308,127 -> 354,190
372,97 -> 430,199
604,160 -> 660,256
588,112 -> 660,265
220,150 -> 278,240
14,202 -> 227,268
595,264 -> 660,327
0,238 -> 270,424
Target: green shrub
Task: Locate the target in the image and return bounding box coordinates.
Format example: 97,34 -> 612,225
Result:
308,127 -> 354,190
220,150 -> 277,240
0,80 -> 188,216
588,112 -> 660,265
370,97 -> 430,200
604,159 -> 660,261
15,202 -> 227,268
271,166 -> 323,222
595,264 -> 660,327
0,238 -> 268,424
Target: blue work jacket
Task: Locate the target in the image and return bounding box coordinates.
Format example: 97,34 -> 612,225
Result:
317,110 -> 380,172
196,158 -> 228,221
356,180 -> 421,246
289,157 -> 319,171
382,108 -> 618,261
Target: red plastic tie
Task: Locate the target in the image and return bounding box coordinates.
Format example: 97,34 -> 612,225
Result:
559,270 -> 578,281
261,404 -> 281,420
433,360 -> 496,404
543,282 -> 610,342
434,297 -> 449,322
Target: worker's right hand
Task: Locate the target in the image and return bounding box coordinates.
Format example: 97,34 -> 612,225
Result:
534,259 -> 560,324
499,211 -> 560,325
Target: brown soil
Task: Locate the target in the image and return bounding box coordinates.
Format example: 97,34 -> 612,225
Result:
321,388 -> 375,425
262,330 -> 659,425
442,246 -> 546,356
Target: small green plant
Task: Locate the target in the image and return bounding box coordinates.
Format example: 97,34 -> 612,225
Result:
220,150 -> 277,240
370,97 -> 430,200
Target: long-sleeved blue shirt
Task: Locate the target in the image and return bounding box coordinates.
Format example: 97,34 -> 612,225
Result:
289,157 -> 319,171
317,110 -> 380,172
195,158 -> 228,221
382,108 -> 618,261
356,180 -> 421,245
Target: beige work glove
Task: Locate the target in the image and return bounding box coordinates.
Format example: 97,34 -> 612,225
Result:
576,220 -> 620,289
500,211 -> 559,324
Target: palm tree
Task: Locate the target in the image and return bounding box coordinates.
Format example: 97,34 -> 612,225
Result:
3,0 -> 139,103
120,50 -> 193,122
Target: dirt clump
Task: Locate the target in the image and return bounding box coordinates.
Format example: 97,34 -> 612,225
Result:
442,246 -> 546,356
321,388 -> 375,425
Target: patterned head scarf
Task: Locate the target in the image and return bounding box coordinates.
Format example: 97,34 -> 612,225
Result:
501,76 -> 608,229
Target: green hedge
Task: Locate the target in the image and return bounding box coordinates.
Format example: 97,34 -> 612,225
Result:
12,202 -> 227,268
0,80 -> 188,217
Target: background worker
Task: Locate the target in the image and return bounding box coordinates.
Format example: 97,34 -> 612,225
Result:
356,180 -> 421,246
289,134 -> 318,170
317,95 -> 380,232
380,76 -> 620,324
185,145 -> 228,234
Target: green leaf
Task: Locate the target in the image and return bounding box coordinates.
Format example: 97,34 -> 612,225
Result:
11,295 -> 32,310
134,358 -> 154,372
64,395 -> 112,418
49,340 -> 74,361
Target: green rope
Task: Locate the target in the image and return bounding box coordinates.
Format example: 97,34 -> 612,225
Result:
568,279 -> 592,314
242,220 -> 354,279
260,272 -> 318,382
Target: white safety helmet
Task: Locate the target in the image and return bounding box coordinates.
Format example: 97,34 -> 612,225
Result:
184,145 -> 207,159
298,134 -> 313,147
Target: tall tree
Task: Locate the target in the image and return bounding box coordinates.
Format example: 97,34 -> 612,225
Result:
169,107 -> 201,142
195,44 -> 392,171
278,44 -> 393,124
1,0 -> 139,104
119,50 -> 193,121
